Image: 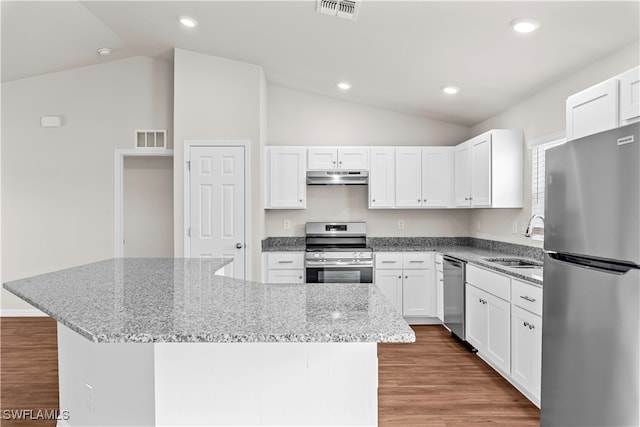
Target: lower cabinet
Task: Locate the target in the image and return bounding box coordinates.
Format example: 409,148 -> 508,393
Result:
374,269 -> 403,313
435,254 -> 444,322
465,264 -> 543,408
264,252 -> 305,283
465,284 -> 511,374
375,252 -> 437,319
511,306 -> 542,404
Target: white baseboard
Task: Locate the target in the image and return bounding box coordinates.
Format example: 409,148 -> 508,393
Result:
1,309 -> 48,317
403,316 -> 442,325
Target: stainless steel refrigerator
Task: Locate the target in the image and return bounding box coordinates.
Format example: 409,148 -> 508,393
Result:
541,122 -> 640,427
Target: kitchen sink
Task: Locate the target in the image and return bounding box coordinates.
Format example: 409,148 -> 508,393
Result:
483,258 -> 543,269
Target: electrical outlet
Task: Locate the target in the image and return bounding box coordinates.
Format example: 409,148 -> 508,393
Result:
398,220 -> 405,230
85,383 -> 94,412
283,219 -> 291,230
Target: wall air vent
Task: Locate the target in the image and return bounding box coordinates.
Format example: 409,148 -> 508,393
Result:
135,130 -> 167,149
316,0 -> 360,21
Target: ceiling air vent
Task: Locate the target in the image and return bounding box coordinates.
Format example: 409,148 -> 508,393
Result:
317,0 -> 360,21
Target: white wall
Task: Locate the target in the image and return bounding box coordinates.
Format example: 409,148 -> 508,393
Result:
1,56 -> 173,311
469,40 -> 640,247
266,86 -> 471,237
172,49 -> 266,280
123,156 -> 174,258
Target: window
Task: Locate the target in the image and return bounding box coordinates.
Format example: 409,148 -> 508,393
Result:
529,131 -> 566,240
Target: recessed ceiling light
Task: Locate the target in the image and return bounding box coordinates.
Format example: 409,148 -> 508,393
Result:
337,82 -> 352,91
441,85 -> 460,95
97,47 -> 111,57
510,18 -> 540,33
179,16 -> 199,28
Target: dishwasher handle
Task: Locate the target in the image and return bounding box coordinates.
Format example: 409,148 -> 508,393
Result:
443,256 -> 464,268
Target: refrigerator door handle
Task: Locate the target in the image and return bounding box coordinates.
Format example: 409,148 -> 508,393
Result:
547,251 -> 638,275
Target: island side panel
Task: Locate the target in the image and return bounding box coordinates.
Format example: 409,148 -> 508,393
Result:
153,342 -> 378,427
56,324 -> 156,426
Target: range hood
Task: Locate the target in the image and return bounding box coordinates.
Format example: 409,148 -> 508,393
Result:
306,170 -> 368,185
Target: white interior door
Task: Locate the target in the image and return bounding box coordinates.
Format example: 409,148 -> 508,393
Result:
189,146 -> 245,279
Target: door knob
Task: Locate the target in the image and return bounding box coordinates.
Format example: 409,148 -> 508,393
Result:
236,243 -> 243,249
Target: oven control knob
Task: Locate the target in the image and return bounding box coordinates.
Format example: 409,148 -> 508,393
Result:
314,253 -> 320,258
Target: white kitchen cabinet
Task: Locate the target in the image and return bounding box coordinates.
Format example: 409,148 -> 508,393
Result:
369,147 -> 395,208
435,254 -> 444,322
375,252 -> 436,318
566,79 -> 619,141
466,284 -> 511,375
511,305 -> 542,405
307,147 -> 369,170
396,147 -> 454,208
265,252 -> 304,283
422,147 -> 454,208
265,147 -> 306,209
454,142 -> 471,206
455,129 -> 523,208
374,269 -> 403,313
469,133 -> 492,207
395,147 -> 422,207
465,264 -> 512,375
465,284 -> 487,351
619,66 -> 640,125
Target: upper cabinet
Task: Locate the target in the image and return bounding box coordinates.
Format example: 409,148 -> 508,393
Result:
307,147 -> 369,170
455,130 -> 523,208
369,147 -> 396,208
566,65 -> 640,141
422,147 -> 454,208
619,66 -> 640,125
265,147 -> 306,209
566,79 -> 619,141
395,147 -> 454,208
395,147 -> 423,207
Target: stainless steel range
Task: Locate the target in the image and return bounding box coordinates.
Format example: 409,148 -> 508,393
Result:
305,222 -> 373,284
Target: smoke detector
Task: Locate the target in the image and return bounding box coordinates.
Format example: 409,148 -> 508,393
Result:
97,47 -> 111,57
317,0 -> 360,21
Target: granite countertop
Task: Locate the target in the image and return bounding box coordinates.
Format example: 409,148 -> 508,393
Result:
264,237 -> 544,286
3,258 -> 415,344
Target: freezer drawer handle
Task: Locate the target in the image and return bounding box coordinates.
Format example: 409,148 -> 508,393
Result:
547,251 -> 636,275
278,260 -> 294,264
520,295 -> 536,302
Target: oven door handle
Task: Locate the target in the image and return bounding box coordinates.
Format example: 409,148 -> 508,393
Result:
305,261 -> 373,268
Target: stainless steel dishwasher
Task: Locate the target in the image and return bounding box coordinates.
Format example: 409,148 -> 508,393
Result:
443,256 -> 473,350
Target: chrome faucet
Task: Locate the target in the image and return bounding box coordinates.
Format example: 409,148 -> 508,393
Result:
525,214 -> 545,237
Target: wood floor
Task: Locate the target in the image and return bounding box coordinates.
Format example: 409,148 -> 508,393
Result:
1,318 -> 59,427
0,319 -> 539,426
379,325 -> 540,426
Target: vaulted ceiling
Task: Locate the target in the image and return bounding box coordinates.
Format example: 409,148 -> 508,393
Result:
3,1 -> 639,125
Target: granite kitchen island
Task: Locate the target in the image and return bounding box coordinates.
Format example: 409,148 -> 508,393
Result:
3,258 -> 414,427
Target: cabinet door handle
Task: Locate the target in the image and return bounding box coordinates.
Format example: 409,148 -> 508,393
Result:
372,199 -> 376,202
529,324 -> 535,330
409,260 -> 424,263
405,276 -> 408,279
520,295 -> 536,302
298,276 -> 303,279
278,260 -> 294,264
423,199 -> 427,202
417,199 -> 421,202
381,261 -> 396,264
524,321 -> 530,327
439,279 -> 443,282
398,276 -> 402,279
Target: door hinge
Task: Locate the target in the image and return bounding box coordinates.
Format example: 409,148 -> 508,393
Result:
186,160 -> 191,171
